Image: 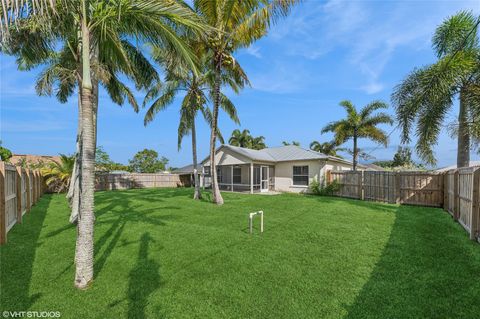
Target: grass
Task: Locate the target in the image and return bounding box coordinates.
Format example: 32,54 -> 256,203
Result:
1,188 -> 480,319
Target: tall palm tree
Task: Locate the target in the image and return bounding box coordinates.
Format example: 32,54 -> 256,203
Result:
195,0 -> 298,205
322,100 -> 393,170
309,141 -> 344,158
144,43 -> 240,200
1,0 -> 208,289
392,11 -> 480,167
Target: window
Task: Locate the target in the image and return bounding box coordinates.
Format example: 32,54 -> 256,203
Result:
293,165 -> 309,186
233,167 -> 242,184
204,166 -> 211,175
217,167 -> 223,183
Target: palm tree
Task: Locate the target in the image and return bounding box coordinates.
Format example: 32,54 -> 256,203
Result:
392,11 -> 480,167
195,0 -> 298,205
251,136 -> 266,150
2,0 -> 208,289
144,43 -> 240,200
322,100 -> 393,170
229,129 -> 266,149
282,141 -> 300,146
229,129 -> 252,147
309,141 -> 344,158
40,154 -> 75,193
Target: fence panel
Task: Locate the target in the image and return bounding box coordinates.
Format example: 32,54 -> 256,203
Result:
364,171 -> 396,203
95,173 -> 183,191
445,170 -> 456,217
4,164 -> 17,232
330,171 -> 362,199
1,162 -> 45,245
457,168 -> 476,233
399,172 -> 443,207
21,170 -> 27,215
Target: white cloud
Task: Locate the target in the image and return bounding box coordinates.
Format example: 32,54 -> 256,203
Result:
244,45 -> 262,58
267,0 -> 480,94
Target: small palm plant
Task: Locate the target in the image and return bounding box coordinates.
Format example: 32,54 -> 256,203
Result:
40,154 -> 75,193
322,100 -> 393,170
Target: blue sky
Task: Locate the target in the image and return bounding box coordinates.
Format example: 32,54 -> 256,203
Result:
1,0 -> 479,169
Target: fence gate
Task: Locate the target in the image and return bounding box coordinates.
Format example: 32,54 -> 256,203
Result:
364,171 -> 395,203
330,171 -> 362,199
4,164 -> 17,231
399,172 -> 443,207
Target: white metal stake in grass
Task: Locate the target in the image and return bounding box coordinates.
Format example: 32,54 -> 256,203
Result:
249,211 -> 264,234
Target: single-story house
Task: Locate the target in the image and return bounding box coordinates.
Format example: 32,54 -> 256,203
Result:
201,144 -> 363,193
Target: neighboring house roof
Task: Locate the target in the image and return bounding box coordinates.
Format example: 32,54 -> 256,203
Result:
365,163 -> 386,171
172,164 -> 203,175
203,144 -> 362,167
10,154 -> 61,165
435,161 -> 480,172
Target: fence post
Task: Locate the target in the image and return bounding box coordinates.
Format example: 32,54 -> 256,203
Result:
471,168 -> 480,241
36,170 -> 41,201
15,167 -> 22,224
358,171 -> 364,200
443,172 -> 448,211
395,172 -> 401,204
453,170 -> 459,221
0,162 -> 6,244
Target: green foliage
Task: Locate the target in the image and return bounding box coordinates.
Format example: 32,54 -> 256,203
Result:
373,146 -> 425,171
392,146 -> 413,167
40,154 -> 75,193
282,141 -> 300,146
309,140 -> 345,157
309,179 -> 342,196
229,129 -> 266,150
128,149 -> 168,173
0,140 -> 12,161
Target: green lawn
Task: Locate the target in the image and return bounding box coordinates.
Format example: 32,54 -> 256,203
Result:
1,188 -> 479,319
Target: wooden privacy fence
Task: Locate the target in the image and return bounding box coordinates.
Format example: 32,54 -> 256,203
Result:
328,168 -> 480,241
95,173 -> 185,191
329,170 -> 444,206
0,161 -> 45,244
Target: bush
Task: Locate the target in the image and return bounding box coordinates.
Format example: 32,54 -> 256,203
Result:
309,179 -> 341,196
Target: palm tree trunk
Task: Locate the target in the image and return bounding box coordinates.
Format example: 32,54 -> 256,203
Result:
68,44 -> 99,224
457,89 -> 470,168
191,117 -> 201,200
353,132 -> 358,171
209,53 -> 224,205
74,6 -> 95,289
68,90 -> 82,223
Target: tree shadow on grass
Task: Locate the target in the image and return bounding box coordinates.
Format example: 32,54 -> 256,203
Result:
343,205 -> 480,319
0,195 -> 52,310
127,232 -> 162,319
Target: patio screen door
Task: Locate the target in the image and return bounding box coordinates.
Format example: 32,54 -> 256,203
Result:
261,166 -> 269,192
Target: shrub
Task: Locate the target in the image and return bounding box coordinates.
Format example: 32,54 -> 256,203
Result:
309,179 -> 341,196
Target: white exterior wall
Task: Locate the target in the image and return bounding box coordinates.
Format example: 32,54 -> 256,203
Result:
320,160 -> 354,186
274,160 -> 324,193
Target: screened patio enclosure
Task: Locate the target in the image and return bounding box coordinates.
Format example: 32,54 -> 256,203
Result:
203,164 -> 275,193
